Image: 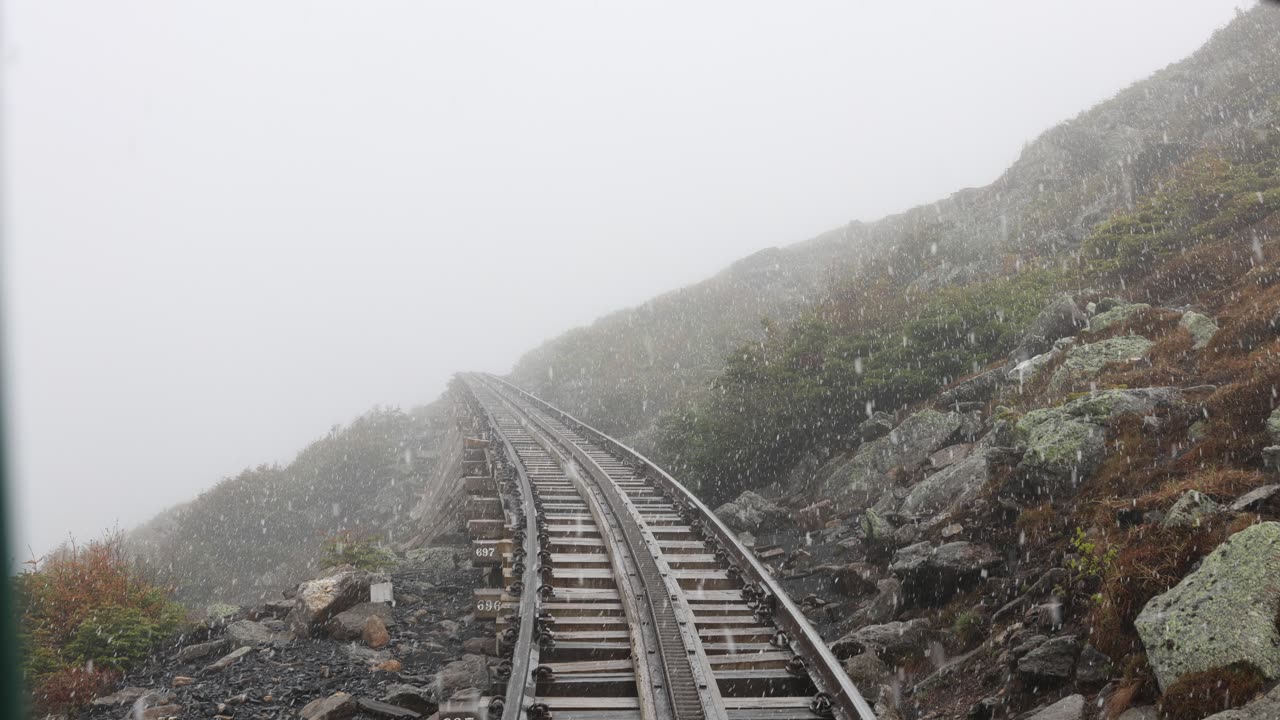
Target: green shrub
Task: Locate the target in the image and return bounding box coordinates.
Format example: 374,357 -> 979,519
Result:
66,601 -> 182,672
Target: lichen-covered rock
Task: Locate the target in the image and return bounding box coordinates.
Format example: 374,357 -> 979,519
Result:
889,541 -> 1001,605
899,451 -> 994,521
1089,303 -> 1150,332
843,651 -> 891,691
1268,409 -> 1280,446
858,411 -> 895,441
1179,310 -> 1219,350
1010,294 -> 1087,363
938,368 -> 1005,407
1135,522 -> 1280,690
1163,490 -> 1224,528
860,508 -> 895,545
1015,409 -> 1105,492
825,410 -> 962,509
402,547 -> 463,578
714,491 -> 790,533
1048,336 -> 1155,392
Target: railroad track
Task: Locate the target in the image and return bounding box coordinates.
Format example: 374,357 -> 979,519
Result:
458,373 -> 876,720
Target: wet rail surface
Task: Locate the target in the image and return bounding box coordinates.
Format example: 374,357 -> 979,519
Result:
460,373 -> 876,720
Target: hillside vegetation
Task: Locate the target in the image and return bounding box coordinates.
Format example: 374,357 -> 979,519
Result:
128,405 -> 444,607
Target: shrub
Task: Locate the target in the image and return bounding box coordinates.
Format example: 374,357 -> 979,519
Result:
16,532 -> 186,715
1157,662 -> 1266,720
321,531 -> 396,571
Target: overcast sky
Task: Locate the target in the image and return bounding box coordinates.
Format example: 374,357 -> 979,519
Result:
2,0 -> 1256,561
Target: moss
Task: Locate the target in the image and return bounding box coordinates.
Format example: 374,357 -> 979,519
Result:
1157,662 -> 1266,720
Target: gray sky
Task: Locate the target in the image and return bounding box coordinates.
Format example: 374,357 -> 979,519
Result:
3,0 -> 1254,561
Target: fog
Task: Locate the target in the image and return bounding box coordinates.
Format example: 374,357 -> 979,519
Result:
3,1 -> 1253,562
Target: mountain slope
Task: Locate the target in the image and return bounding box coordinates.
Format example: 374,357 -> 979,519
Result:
508,5 -> 1280,451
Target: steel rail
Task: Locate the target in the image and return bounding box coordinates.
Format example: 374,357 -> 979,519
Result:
483,373 -> 878,720
478,374 -> 725,720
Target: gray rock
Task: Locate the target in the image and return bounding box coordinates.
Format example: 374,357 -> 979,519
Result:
1135,521 -> 1280,690
1011,294 -> 1087,363
402,547 -> 463,579
288,568 -> 376,632
1025,694 -> 1084,720
300,692 -> 357,720
1075,643 -> 1111,685
1180,311 -> 1219,350
860,509 -> 895,545
900,451 -> 994,521
175,638 -> 228,664
843,651 -> 891,691
90,687 -> 150,707
928,443 -> 974,470
1163,490 -> 1224,528
892,523 -> 919,548
890,541 -> 1001,605
343,643 -> 391,665
1231,484 -> 1280,513
1202,685 -> 1280,719
826,410 -> 963,509
715,491 -> 790,534
1089,303 -> 1150,332
325,602 -> 396,641
1117,707 -> 1158,720
1015,409 -> 1105,496
1016,635 -> 1079,679
1269,409 -> 1280,446
1048,336 -> 1155,392
203,645 -> 252,673
436,654 -> 491,700
859,412 -> 895,441
225,619 -> 292,648
1008,347 -> 1065,385
830,619 -> 930,663
851,579 -> 903,627
383,685 -> 438,716
938,369 -> 1005,407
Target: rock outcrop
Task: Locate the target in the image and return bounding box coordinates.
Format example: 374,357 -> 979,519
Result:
1135,522 -> 1280,690
715,491 -> 790,534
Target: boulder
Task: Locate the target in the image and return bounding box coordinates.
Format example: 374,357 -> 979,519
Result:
1135,522 -> 1280,690
714,491 -> 790,534
859,509 -> 895,546
204,645 -> 252,673
851,578 -> 903,626
1015,409 -> 1105,498
1202,685 -> 1280,719
436,654 -> 491,700
1089,303 -> 1150,332
1076,643 -> 1111,685
1268,409 -> 1280,446
1180,311 -> 1219,350
1118,708 -> 1159,720
938,369 -> 1005,407
1231,484 -> 1280,514
225,620 -> 292,648
325,602 -> 396,641
1010,294 -> 1087,363
463,636 -> 497,656
289,568 -> 376,632
830,619 -> 930,663
928,443 -> 973,470
843,651 -> 891,690
831,562 -> 881,596
383,685 -> 438,716
91,687 -> 150,707
858,411 -> 895,441
1048,336 -> 1155,392
899,451 -> 994,521
1008,345 -> 1067,385
1026,694 -> 1084,720
300,692 -> 357,720
1016,635 -> 1079,679
362,615 -> 390,649
1163,490 -> 1224,528
175,638 -> 228,664
825,410 -> 962,509
889,541 -> 1001,605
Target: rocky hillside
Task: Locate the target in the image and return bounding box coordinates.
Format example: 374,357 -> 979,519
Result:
127,403 -> 450,608
509,5 -> 1280,455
